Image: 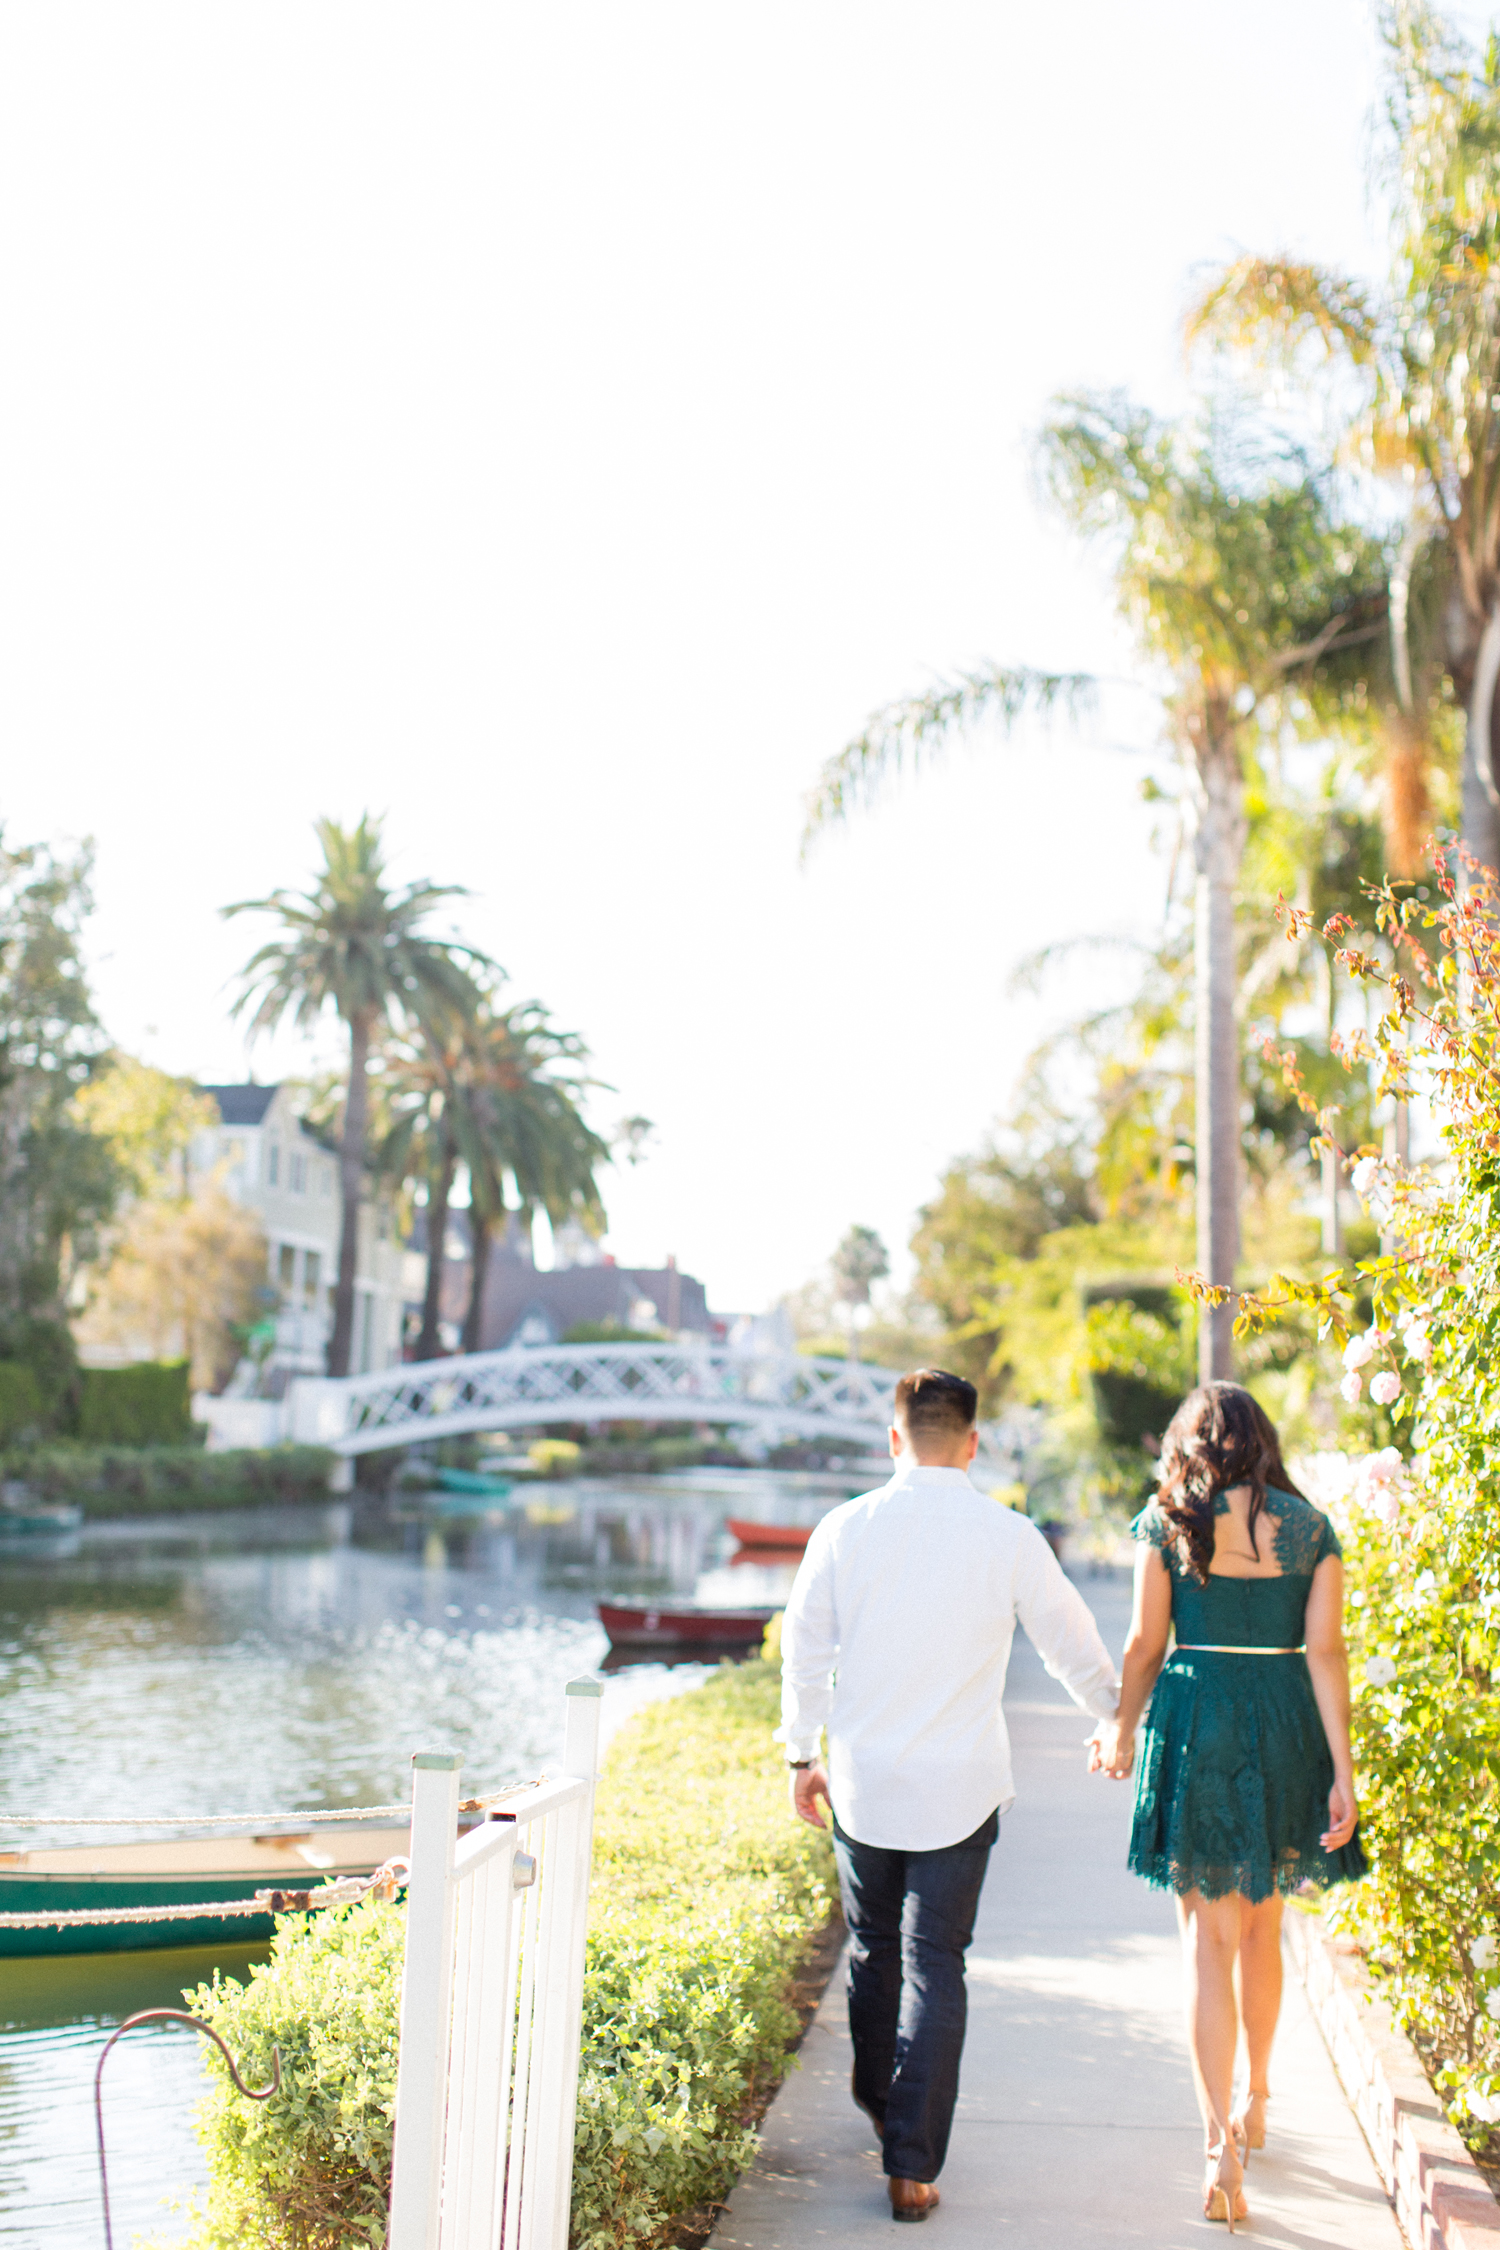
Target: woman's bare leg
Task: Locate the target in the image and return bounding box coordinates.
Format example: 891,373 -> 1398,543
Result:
1234,1893 -> 1283,2132
1176,1890 -> 1244,2171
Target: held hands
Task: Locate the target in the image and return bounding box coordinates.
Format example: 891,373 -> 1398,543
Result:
1321,1773 -> 1358,1853
789,1765 -> 831,1830
1087,1717 -> 1135,1781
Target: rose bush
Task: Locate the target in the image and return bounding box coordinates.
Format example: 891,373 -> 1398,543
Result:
1223,851 -> 1500,2142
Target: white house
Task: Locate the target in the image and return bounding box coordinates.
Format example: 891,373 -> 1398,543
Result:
196,1083 -> 406,1386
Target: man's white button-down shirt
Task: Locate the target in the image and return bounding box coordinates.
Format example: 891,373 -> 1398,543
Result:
779,1463 -> 1120,1851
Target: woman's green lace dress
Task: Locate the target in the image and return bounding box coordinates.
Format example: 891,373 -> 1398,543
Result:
1128,1488 -> 1368,1903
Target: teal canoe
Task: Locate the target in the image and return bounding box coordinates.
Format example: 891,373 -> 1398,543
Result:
0,1823 -> 410,1957
432,1467 -> 514,1499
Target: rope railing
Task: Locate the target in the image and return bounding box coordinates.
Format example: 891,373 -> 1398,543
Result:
0,1857 -> 409,1930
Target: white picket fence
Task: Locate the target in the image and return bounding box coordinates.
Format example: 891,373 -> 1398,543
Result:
388,1679 -> 603,2250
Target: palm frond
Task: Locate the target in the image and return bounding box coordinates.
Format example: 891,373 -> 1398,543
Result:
802,665 -> 1095,851
1185,257 -> 1380,368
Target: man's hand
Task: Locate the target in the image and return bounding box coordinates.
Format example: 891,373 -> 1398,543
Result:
1086,1720 -> 1135,1780
789,1764 -> 831,1830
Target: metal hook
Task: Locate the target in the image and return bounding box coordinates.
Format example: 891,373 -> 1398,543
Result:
95,2008 -> 281,2250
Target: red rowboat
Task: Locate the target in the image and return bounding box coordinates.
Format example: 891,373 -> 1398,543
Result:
726,1518 -> 812,1551
596,1601 -> 774,1649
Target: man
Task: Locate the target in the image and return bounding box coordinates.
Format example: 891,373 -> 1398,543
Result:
779,1367 -> 1119,2222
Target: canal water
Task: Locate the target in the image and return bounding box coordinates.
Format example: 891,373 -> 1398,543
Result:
0,1468 -> 863,2248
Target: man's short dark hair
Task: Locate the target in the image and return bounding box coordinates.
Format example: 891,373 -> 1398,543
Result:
893,1367 -> 978,1437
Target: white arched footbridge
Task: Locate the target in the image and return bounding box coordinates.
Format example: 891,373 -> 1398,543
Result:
282,1342 -> 1032,1476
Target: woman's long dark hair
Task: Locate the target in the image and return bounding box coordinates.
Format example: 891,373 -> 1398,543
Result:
1155,1383 -> 1304,1584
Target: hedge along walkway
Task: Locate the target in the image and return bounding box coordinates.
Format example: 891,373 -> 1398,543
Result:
716,1573 -> 1407,2250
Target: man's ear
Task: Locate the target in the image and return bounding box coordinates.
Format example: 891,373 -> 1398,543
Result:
965,1428 -> 979,1463
889,1424 -> 901,1458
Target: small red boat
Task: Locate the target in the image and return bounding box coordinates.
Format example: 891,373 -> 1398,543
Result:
726,1518 -> 812,1552
596,1601 -> 775,1649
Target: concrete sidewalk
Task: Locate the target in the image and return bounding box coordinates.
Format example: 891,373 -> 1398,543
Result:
715,1574 -> 1405,2249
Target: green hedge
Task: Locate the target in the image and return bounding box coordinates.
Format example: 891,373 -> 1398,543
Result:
0,1362 -> 42,1443
176,1658 -> 833,2250
6,1443 -> 336,1515
77,1360 -> 193,1444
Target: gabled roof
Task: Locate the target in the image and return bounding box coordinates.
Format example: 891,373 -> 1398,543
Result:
199,1083 -> 278,1127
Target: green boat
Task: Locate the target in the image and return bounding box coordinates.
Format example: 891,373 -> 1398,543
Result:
432,1467 -> 514,1499
0,1822 -> 410,1957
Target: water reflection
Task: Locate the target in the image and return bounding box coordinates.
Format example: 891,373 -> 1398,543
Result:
0,1468 -> 864,2247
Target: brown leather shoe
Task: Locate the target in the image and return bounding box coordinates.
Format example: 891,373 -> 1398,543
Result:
889,2179 -> 940,2223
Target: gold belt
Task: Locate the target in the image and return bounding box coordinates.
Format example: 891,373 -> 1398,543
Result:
1173,1644 -> 1303,1655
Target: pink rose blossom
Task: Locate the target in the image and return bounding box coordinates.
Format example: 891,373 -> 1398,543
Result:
1343,1333 -> 1375,1371
1370,1371 -> 1402,1407
1340,1369 -> 1363,1404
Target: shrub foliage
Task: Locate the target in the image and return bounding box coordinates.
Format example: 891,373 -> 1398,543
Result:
1226,851 -> 1500,2141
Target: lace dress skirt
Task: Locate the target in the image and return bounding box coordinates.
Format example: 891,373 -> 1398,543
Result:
1127,1497 -> 1368,1904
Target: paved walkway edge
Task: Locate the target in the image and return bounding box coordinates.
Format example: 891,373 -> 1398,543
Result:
1289,1907 -> 1500,2250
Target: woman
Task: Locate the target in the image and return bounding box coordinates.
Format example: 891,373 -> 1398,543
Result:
1091,1382 -> 1365,2231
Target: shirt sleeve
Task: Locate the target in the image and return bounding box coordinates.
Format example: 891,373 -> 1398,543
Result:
1315,1508 -> 1343,1564
1012,1522 -> 1120,1720
776,1519 -> 839,1762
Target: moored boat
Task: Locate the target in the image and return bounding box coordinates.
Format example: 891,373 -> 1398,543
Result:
0,1823 -> 411,1958
432,1467 -> 514,1499
726,1517 -> 812,1552
596,1600 -> 774,1650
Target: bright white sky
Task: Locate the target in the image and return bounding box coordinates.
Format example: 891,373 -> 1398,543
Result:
0,1 -> 1457,1311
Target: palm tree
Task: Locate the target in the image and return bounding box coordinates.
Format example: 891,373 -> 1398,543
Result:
831,1224 -> 889,1363
1186,4 -> 1500,874
225,815 -> 490,1376
382,993 -> 610,1357
805,399 -> 1390,1379
453,1001 -> 610,1353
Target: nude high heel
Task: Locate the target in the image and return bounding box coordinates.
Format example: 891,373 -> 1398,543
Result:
1203,2142 -> 1248,2231
1232,2090 -> 1269,2154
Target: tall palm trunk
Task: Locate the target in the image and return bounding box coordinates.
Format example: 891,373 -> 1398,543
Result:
416,1135 -> 456,1361
1192,719 -> 1245,1384
1461,600 -> 1500,877
329,1008 -> 373,1377
462,1208 -> 492,1355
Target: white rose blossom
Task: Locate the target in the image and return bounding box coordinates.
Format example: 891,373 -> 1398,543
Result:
1341,1370 -> 1363,1404
1370,1371 -> 1403,1407
1486,1989 -> 1500,2021
1472,1935 -> 1499,1970
1343,1332 -> 1377,1371
1469,2089 -> 1500,2125
1364,1655 -> 1398,1687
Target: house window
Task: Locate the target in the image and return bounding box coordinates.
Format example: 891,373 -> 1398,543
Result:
278,1244 -> 297,1299
304,1250 -> 321,1307
267,1142 -> 280,1187
290,1151 -> 308,1195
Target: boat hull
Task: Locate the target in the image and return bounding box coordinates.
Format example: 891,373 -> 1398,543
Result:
597,1601 -> 773,1649
726,1518 -> 811,1551
0,1824 -> 410,1957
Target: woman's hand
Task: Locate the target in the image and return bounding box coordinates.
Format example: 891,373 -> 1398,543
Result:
1087,1720 -> 1135,1780
1321,1773 -> 1357,1852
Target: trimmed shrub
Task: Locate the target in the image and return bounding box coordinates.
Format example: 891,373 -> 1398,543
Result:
177,1896 -> 402,2249
6,1443 -> 335,1514
175,1659 -> 834,2249
77,1359 -> 192,1444
0,1362 -> 43,1443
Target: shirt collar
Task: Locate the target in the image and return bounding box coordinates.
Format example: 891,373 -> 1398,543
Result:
887,1462 -> 975,1490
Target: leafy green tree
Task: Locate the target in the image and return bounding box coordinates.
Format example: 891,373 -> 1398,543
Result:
806,398 -> 1390,1380
0,838 -> 120,1401
225,816 -> 489,1376
1187,3 -> 1500,873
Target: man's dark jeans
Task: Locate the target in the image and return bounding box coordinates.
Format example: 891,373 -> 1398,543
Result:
831,1807 -> 999,2184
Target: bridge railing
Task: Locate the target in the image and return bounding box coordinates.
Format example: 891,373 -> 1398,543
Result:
281,1341 -> 1040,1476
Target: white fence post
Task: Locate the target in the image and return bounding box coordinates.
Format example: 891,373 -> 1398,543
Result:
524,1677 -> 603,2250
388,1750 -> 463,2250
387,1682 -> 603,2250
